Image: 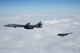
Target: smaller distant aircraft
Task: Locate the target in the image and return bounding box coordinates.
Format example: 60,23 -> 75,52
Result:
57,32 -> 72,37
4,22 -> 42,29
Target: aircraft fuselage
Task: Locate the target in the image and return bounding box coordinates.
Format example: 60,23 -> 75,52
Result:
4,22 -> 42,29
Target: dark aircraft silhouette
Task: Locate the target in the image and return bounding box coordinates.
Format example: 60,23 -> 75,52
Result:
4,22 -> 42,29
57,32 -> 72,37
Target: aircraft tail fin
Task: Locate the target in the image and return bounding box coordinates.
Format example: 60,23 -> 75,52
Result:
25,23 -> 30,26
36,21 -> 42,28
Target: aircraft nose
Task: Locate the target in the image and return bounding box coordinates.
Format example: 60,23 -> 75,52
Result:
4,25 -> 9,27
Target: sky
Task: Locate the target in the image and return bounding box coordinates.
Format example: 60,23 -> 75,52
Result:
0,0 -> 80,14
0,0 -> 80,53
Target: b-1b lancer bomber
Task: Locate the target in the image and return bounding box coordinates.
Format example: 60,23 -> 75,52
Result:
4,22 -> 42,29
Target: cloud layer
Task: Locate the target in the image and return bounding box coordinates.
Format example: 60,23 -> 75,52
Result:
0,12 -> 80,53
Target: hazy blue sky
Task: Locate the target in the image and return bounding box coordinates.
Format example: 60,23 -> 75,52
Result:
0,0 -> 80,14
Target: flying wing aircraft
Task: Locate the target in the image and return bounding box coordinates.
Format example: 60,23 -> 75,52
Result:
4,22 -> 42,29
57,32 -> 72,37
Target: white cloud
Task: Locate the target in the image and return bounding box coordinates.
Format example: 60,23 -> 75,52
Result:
62,41 -> 80,49
72,22 -> 80,26
43,19 -> 71,25
9,42 -> 24,48
0,12 -> 80,53
43,19 -> 59,24
0,36 -> 11,42
34,33 -> 43,39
